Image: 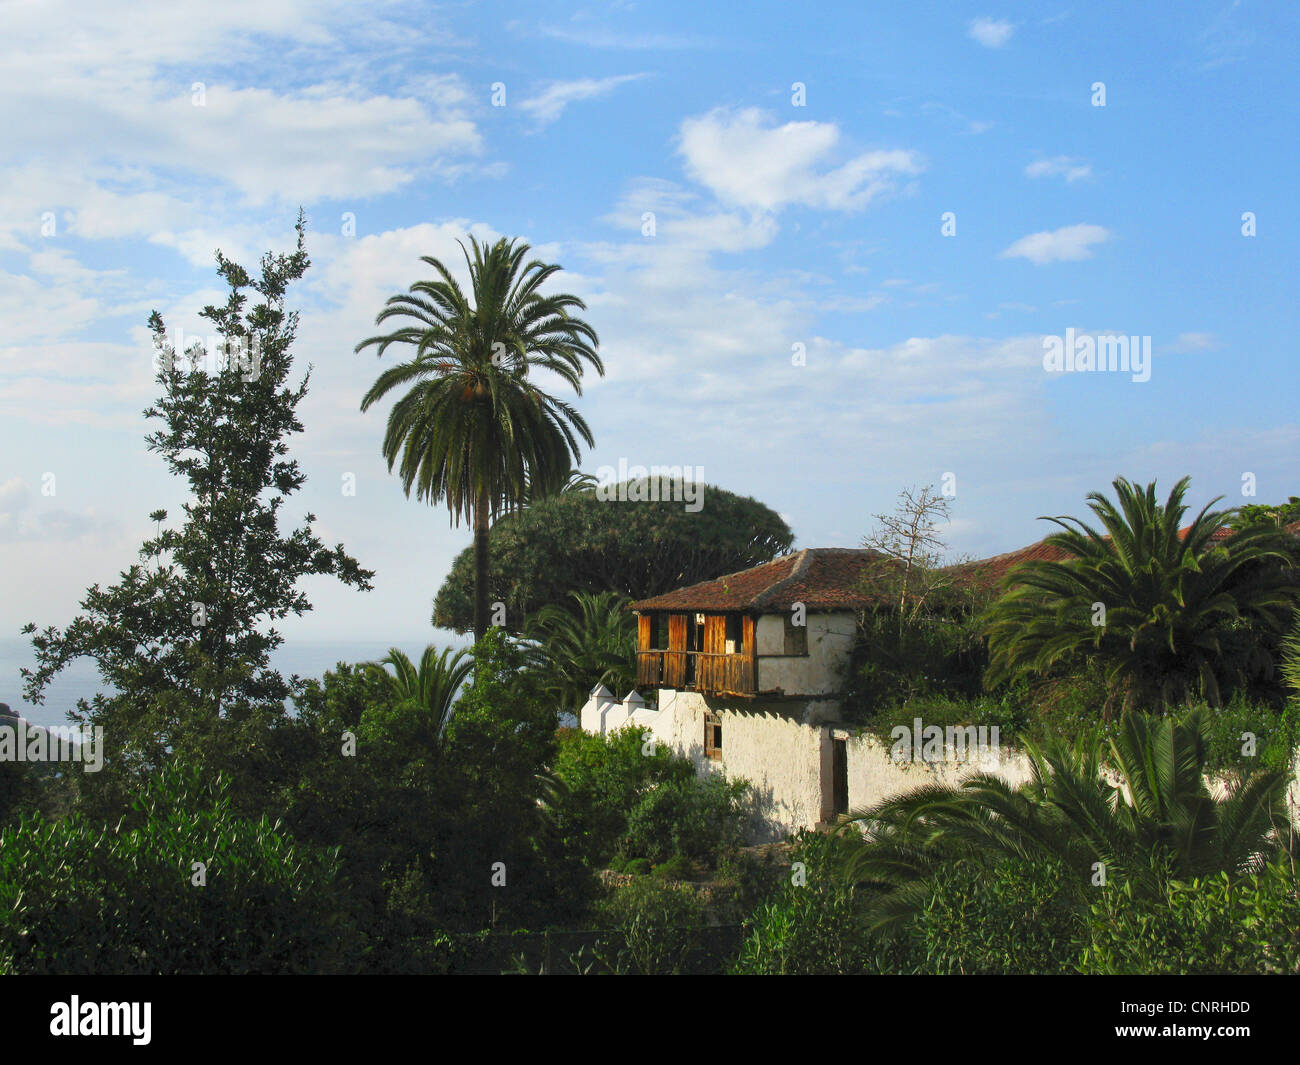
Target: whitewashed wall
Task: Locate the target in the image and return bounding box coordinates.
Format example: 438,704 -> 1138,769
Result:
577,685 -> 1300,842
754,611 -> 856,697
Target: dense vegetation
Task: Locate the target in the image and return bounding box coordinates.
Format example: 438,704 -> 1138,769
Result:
433,481 -> 794,633
7,231 -> 1300,976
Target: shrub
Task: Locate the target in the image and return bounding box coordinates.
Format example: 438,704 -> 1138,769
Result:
1192,691 -> 1299,775
843,601 -> 989,717
623,858 -> 651,876
865,690 -> 1031,751
620,773 -> 750,865
910,857 -> 1084,975
592,878 -> 705,975
1081,860 -> 1300,975
0,765 -> 350,974
549,727 -> 694,866
731,831 -> 898,975
652,854 -> 696,881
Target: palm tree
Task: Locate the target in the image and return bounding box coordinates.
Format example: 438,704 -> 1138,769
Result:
357,236 -> 602,641
983,476 -> 1298,715
524,591 -> 636,712
366,645 -> 473,750
840,708 -> 1295,931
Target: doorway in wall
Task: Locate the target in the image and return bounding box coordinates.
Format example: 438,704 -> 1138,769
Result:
831,738 -> 848,818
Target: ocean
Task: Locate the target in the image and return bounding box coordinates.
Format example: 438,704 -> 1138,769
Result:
0,635 -> 472,731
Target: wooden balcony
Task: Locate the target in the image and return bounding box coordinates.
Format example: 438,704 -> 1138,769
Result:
636,650 -> 756,696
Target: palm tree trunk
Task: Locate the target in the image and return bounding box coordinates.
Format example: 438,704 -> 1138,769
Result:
473,485 -> 490,643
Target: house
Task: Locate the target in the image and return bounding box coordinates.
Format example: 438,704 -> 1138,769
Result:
582,547 -> 1028,838
579,523 -> 1300,840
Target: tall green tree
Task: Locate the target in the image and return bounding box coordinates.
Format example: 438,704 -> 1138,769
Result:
357,236 -> 602,641
21,217 -> 372,795
433,480 -> 794,632
983,476 -> 1298,714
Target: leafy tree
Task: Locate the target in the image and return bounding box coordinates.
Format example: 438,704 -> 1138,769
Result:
433,480 -> 794,632
841,708 -> 1296,931
431,628 -> 590,928
620,774 -> 751,865
982,476 -> 1298,714
1238,495 -> 1300,529
546,727 -> 695,867
357,236 -> 602,641
20,218 -> 372,808
525,591 -> 636,712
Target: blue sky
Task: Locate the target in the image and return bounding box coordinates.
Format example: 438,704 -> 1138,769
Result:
1,0 -> 1297,645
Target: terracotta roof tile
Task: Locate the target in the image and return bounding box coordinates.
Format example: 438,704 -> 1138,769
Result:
628,548 -> 883,612
630,520 -> 1300,615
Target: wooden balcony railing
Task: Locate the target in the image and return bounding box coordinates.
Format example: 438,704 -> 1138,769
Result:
636,650 -> 756,696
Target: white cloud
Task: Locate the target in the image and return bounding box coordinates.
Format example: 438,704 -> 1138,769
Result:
677,108 -> 921,212
519,74 -> 646,126
0,1 -> 488,230
0,477 -> 109,544
1169,331 -> 1218,352
968,17 -> 1015,48
524,21 -> 712,50
1025,156 -> 1092,182
1000,224 -> 1112,265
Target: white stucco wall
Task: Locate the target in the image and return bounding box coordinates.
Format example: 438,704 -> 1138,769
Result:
651,690 -> 826,840
844,731 -> 1033,814
630,690 -> 1033,841
755,611 -> 856,697
579,689 -> 1300,843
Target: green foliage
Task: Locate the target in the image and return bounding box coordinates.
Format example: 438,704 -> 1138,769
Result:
547,727 -> 750,871
0,765 -> 349,974
361,644 -> 473,756
1238,496 -> 1300,530
547,727 -> 695,866
433,481 -> 793,632
863,690 -> 1030,750
592,877 -> 705,975
651,854 -> 696,881
622,858 -> 650,876
731,831 -> 895,975
525,590 -> 636,712
911,858 -> 1083,974
19,220 -> 372,808
356,235 -> 602,521
357,235 -> 603,639
1081,860 -> 1300,975
1193,690 -> 1299,774
429,628 -> 588,929
842,708 -> 1296,930
277,633 -> 590,956
983,476 -> 1299,715
844,603 -> 990,715
621,773 -> 750,865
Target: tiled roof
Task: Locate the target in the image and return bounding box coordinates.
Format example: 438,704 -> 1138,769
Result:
628,548 -> 883,612
629,520 -> 1300,615
949,519 -> 1300,591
